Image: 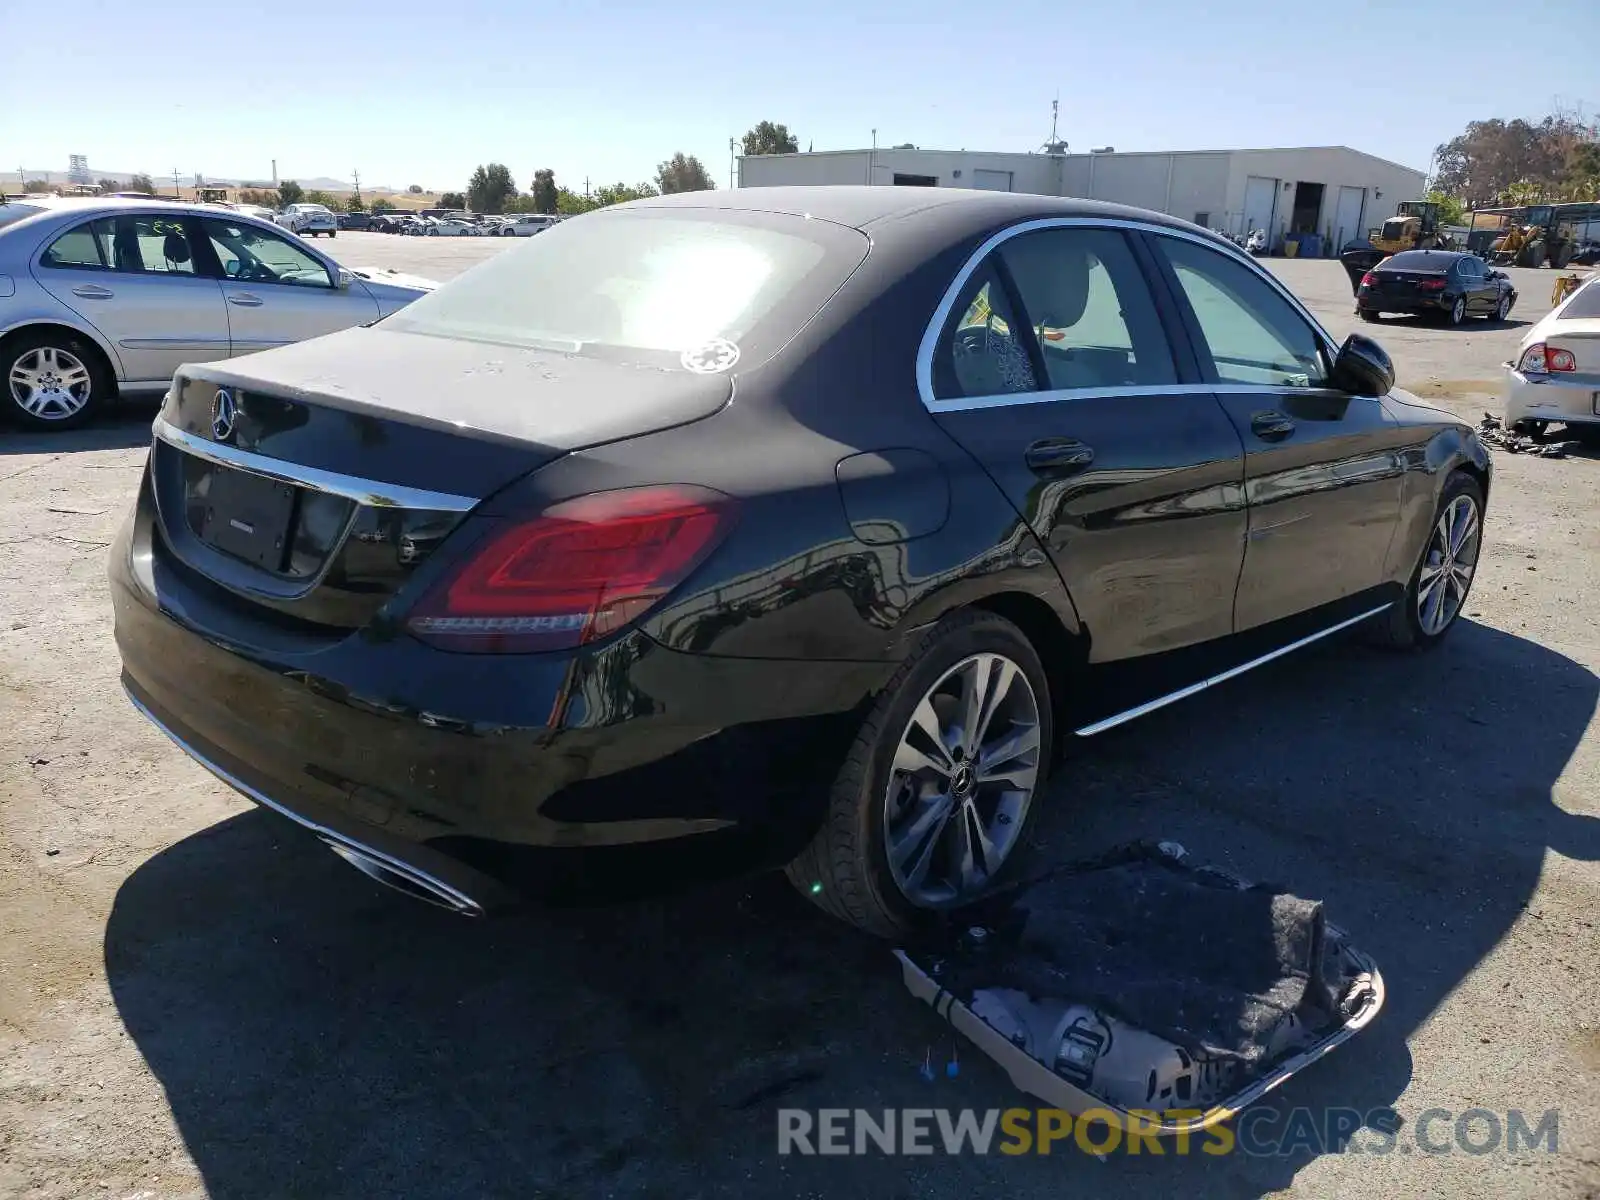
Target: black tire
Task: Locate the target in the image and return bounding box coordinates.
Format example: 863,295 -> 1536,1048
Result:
785,610 -> 1055,938
1358,308 -> 1381,323
328,230 -> 336,238
1366,471 -> 1484,651
1,327 -> 112,432
1445,296 -> 1467,326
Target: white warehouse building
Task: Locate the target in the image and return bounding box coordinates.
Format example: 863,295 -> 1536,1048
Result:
737,145 -> 1427,253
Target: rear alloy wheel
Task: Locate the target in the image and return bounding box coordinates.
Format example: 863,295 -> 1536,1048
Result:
787,610 -> 1053,937
4,331 -> 107,431
1446,296 -> 1467,326
1368,471 -> 1484,650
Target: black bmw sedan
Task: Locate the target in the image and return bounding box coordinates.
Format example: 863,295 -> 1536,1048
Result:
1356,248 -> 1517,325
112,187 -> 1492,936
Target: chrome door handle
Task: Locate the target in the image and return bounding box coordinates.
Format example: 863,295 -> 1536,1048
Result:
1250,411 -> 1296,441
228,293 -> 263,307
1025,437 -> 1096,474
71,284 -> 114,299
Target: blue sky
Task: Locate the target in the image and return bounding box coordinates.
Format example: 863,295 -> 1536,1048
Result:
3,0 -> 1594,194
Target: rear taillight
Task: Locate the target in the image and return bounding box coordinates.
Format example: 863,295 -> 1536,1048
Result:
1418,278 -> 1447,291
1517,343 -> 1576,373
1359,272 -> 1376,288
407,485 -> 736,652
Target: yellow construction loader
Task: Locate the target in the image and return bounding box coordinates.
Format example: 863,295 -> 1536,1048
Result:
1369,201 -> 1451,254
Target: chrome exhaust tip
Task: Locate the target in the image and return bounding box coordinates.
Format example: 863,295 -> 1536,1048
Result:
322,838 -> 487,917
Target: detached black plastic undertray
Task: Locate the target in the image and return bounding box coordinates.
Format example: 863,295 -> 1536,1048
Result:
896,840 -> 1384,1135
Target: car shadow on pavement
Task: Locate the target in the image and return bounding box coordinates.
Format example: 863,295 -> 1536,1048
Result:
0,404 -> 156,455
103,619 -> 1597,1199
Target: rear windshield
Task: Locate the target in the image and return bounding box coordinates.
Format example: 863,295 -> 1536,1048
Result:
383,208 -> 869,371
1382,251 -> 1454,272
1561,279 -> 1600,319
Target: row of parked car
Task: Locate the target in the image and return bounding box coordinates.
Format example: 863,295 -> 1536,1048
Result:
356,211 -> 561,237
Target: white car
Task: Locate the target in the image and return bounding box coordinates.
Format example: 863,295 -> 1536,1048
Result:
0,196 -> 436,429
497,214 -> 559,237
1504,272 -> 1600,436
424,218 -> 479,237
275,204 -> 338,238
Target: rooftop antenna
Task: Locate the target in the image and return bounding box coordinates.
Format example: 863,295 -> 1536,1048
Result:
1041,96 -> 1068,155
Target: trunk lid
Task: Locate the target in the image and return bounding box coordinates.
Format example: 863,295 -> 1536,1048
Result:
150,326 -> 731,630
1548,318 -> 1600,373
1374,269 -> 1446,295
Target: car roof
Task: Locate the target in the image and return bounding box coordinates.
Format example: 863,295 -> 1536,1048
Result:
1379,249 -> 1467,267
623,184 -> 1226,251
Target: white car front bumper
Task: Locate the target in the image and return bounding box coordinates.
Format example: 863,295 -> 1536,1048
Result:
1504,365 -> 1600,428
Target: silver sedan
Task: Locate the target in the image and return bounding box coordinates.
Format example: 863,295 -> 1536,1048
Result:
0,197 -> 436,431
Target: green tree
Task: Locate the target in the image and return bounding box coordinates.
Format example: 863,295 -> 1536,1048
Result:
407,184 -> 424,194
238,189 -> 278,207
531,168 -> 558,215
278,180 -> 305,206
1564,141 -> 1600,201
1502,178 -> 1545,206
655,152 -> 714,194
369,197 -> 394,214
592,181 -> 659,206
440,191 -> 466,209
556,187 -> 598,215
96,177 -> 119,194
305,189 -> 339,209
345,194 -> 364,213
127,173 -> 156,194
741,121 -> 799,156
1425,190 -> 1465,225
23,179 -> 51,193
467,163 -> 517,214
1432,113 -> 1592,205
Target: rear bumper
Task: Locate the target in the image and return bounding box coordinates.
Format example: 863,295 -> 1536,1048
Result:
1357,290 -> 1455,315
1504,367 -> 1600,426
110,472 -> 891,897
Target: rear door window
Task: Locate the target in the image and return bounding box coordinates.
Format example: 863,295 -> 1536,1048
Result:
998,227 -> 1176,390
84,215 -> 200,277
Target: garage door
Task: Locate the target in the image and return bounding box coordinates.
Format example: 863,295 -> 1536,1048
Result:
1243,175 -> 1277,238
972,169 -> 1013,192
1332,186 -> 1366,248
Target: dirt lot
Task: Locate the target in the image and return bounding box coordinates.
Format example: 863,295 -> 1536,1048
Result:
2,239 -> 1598,1200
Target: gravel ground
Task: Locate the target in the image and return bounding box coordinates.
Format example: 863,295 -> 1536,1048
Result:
2,238 -> 1597,1200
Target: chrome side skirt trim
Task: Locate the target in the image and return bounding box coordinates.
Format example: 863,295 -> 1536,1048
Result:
152,416 -> 478,513
1073,604 -> 1391,737
124,683 -> 486,916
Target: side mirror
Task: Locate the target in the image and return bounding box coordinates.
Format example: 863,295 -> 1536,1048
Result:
223,258 -> 240,277
336,268 -> 356,290
1330,333 -> 1394,397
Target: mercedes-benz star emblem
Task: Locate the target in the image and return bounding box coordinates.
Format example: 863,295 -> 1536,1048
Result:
210,389 -> 237,442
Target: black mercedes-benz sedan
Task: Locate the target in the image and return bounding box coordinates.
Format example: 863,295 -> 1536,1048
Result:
112,187 -> 1492,936
1356,248 -> 1517,325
